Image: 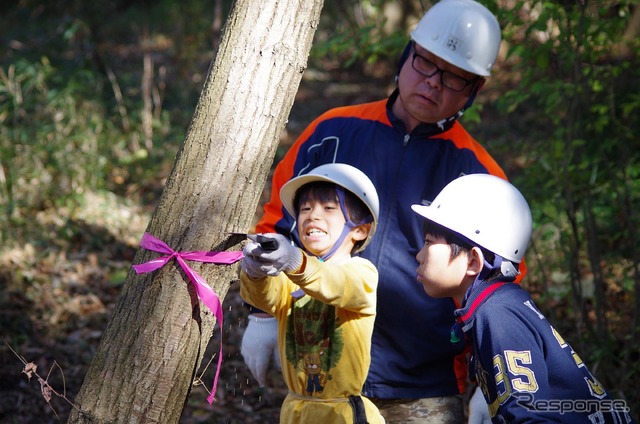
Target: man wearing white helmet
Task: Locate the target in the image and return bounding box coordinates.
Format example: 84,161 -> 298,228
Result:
412,174 -> 635,424
242,0 -> 512,421
397,0 -> 500,133
240,163 -> 384,423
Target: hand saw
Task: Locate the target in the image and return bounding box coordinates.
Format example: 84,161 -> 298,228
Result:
227,233 -> 279,251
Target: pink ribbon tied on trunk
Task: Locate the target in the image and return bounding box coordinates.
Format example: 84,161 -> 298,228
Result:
132,232 -> 244,404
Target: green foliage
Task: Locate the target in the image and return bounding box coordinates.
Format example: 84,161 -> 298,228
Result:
0,59 -> 106,221
493,0 -> 640,410
0,0 -> 207,243
312,22 -> 407,69
310,0 -> 422,75
0,56 -> 165,241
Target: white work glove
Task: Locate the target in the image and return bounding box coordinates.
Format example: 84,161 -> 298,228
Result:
468,385 -> 492,424
241,246 -> 271,279
241,233 -> 302,278
241,315 -> 281,387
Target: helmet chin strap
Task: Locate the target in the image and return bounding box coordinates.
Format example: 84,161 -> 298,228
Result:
478,252 -> 518,282
461,252 -> 518,308
318,187 -> 372,262
394,41 -> 413,82
437,81 -> 481,130
319,187 -> 356,261
500,260 -> 519,279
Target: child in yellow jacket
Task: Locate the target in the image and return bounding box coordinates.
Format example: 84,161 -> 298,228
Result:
240,163 -> 384,424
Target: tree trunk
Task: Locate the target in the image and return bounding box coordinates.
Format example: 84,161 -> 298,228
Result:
67,0 -> 323,422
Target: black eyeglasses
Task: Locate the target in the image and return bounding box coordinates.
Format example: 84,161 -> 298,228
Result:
410,45 -> 478,92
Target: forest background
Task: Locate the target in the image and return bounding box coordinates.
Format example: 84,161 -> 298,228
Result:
1,0 -> 639,422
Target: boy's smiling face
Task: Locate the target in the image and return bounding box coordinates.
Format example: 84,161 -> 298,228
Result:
297,196 -> 357,260
415,233 -> 476,303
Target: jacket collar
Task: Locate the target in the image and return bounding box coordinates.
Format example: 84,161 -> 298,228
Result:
454,280 -> 509,333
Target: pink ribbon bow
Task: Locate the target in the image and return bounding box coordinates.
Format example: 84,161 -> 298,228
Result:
132,232 -> 244,404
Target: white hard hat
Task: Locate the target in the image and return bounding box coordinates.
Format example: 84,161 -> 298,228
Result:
280,163 -> 380,251
410,0 -> 501,76
411,174 -> 531,263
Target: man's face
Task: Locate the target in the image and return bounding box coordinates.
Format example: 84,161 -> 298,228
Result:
395,42 -> 481,131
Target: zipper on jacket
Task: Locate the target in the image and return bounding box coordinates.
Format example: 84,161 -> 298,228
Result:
403,134 -> 410,147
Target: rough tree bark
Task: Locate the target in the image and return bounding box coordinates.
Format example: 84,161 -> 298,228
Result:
67,0 -> 324,422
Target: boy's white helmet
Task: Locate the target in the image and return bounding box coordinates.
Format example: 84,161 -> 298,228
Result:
410,0 -> 501,76
280,163 -> 380,251
411,174 -> 531,263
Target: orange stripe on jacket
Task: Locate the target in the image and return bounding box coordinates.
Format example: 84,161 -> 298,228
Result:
256,100 -> 390,234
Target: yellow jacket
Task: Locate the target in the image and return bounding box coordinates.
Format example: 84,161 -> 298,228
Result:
241,253 -> 384,424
